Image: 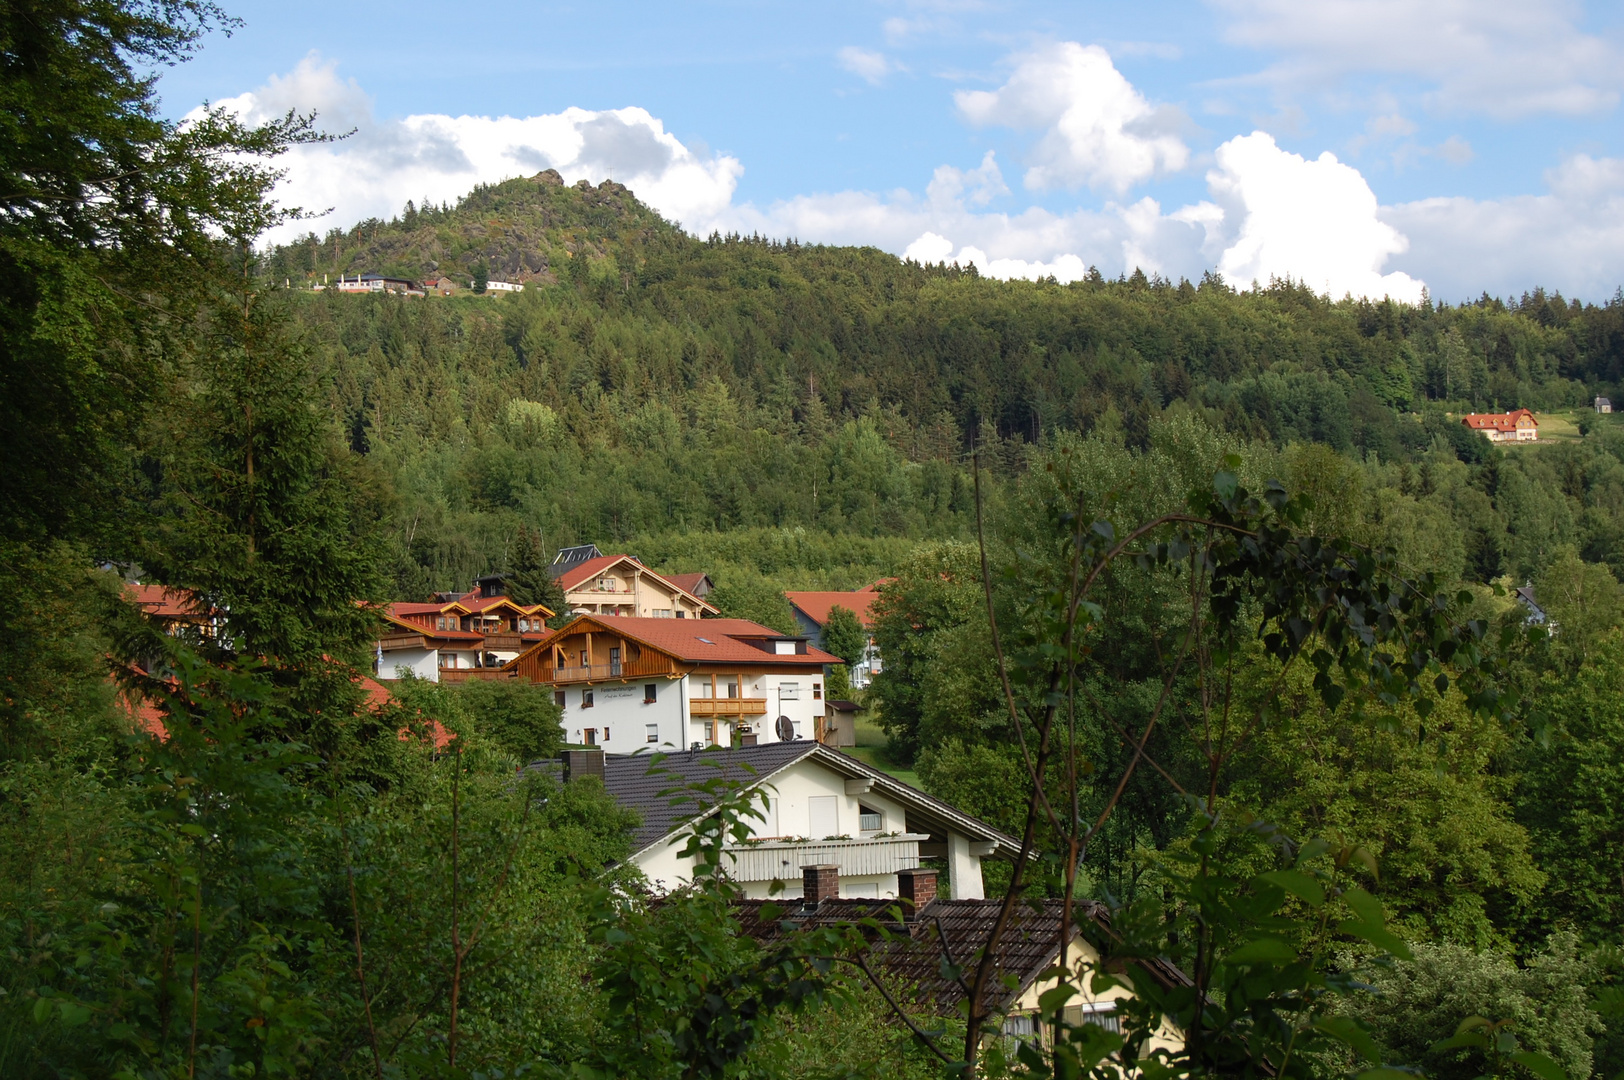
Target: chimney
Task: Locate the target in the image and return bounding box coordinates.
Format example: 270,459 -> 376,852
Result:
562,748 -> 604,784
802,863 -> 840,907
896,868 -> 937,918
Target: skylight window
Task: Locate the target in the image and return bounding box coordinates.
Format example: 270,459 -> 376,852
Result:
696,637 -> 715,644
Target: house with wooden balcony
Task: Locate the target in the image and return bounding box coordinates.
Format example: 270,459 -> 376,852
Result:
378,581 -> 553,682
541,743 -> 1021,900
549,547 -> 718,619
505,615 -> 837,752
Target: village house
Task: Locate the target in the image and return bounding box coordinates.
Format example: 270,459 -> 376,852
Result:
549,546 -> 718,619
1597,396 -> 1613,414
507,615 -> 836,751
377,575 -> 554,681
475,279 -> 524,293
787,584 -> 885,688
328,273 -> 425,297
732,865 -> 1187,1053
424,275 -> 458,295
1461,408 -> 1539,442
545,742 -> 1019,900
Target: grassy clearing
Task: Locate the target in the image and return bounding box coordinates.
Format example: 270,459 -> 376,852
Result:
842,714 -> 921,787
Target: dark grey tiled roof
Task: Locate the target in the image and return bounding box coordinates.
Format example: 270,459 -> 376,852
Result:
602,742 -> 820,853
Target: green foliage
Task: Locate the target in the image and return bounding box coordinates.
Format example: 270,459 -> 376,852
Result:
822,604 -> 868,668
709,572 -> 796,635
824,662 -> 852,700
1347,934 -> 1601,1080
452,677 -> 567,763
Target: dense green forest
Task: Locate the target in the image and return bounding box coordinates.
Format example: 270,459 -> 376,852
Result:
5,2 -> 1624,1077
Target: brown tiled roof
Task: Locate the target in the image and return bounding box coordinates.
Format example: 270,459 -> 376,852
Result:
1462,409 -> 1537,432
667,572 -> 712,595
731,897 -> 1189,1015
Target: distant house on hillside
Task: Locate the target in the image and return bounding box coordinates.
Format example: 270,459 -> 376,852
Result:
1597,397 -> 1613,414
331,273 -> 424,297
377,580 -> 554,681
551,552 -> 718,619
1514,584 -> 1549,626
475,279 -> 523,293
787,583 -> 887,688
1462,408 -> 1538,442
666,572 -> 714,600
424,275 -> 457,295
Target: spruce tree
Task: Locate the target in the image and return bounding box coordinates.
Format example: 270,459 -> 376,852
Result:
507,527 -> 569,625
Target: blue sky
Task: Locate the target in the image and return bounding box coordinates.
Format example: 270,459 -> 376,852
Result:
161,0 -> 1624,302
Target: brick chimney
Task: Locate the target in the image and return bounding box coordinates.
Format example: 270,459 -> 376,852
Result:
896,867 -> 937,918
562,748 -> 604,784
802,863 -> 840,907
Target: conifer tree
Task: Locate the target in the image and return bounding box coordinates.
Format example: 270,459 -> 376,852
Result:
506,526 -> 569,625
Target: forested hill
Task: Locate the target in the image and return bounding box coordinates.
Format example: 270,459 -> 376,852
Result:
265,174 -> 1624,600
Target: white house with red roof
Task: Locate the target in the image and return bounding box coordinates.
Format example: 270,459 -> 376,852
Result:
551,551 -> 718,619
378,583 -> 554,681
508,615 -> 838,752
786,583 -> 886,688
1462,408 -> 1539,442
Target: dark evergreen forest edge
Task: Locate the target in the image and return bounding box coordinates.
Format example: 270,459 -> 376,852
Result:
6,3 -> 1624,1075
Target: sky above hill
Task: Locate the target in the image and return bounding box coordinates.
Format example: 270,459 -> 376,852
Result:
161,0 -> 1624,303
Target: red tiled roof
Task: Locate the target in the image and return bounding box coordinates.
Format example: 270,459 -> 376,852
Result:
1462,409 -> 1537,431
785,588 -> 881,628
541,615 -> 838,666
666,572 -> 711,594
554,554 -> 632,591
125,583 -> 208,620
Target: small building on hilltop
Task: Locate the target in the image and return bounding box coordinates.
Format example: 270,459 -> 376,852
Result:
1597,396 -> 1613,414
507,615 -> 836,751
1462,408 -> 1539,442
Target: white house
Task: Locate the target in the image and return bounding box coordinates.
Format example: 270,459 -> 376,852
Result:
550,742 -> 1018,900
509,615 -> 836,751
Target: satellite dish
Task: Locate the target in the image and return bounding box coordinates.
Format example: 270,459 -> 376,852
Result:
775,715 -> 795,741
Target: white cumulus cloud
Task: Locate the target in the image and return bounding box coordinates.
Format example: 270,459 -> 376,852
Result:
1212,0 -> 1624,117
955,42 -> 1189,194
207,54 -> 743,246
1193,132 -> 1425,300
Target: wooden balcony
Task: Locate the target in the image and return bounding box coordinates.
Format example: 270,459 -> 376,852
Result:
547,655 -> 673,684
689,696 -> 768,717
439,668 -> 516,683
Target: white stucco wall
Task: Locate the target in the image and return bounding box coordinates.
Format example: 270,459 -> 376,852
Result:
386,648 -> 440,681
561,676 -> 685,752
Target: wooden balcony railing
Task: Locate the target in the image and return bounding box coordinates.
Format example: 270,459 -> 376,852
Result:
689,697 -> 768,717
547,655 -> 671,683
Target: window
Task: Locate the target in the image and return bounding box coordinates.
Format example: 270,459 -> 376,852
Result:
813,682 -> 822,700
859,805 -> 882,832
653,608 -> 672,618
582,690 -> 594,709
646,724 -> 659,743
553,690 -> 566,708
780,681 -> 799,700
1002,1014 -> 1039,1051
1061,1004 -> 1120,1035
584,728 -> 597,746
579,650 -> 588,667
720,677 -> 738,699
609,646 -> 622,676
676,610 -> 687,618
603,727 -> 610,742
644,683 -> 658,703
518,618 -> 529,631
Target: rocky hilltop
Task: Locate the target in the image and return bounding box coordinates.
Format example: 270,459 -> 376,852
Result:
264,169 -> 681,287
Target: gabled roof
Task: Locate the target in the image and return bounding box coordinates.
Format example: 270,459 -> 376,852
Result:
1462,409 -> 1537,431
549,543 -> 604,577
532,615 -> 838,668
554,555 -> 718,613
731,897 -> 1189,1016
786,588 -> 882,628
667,572 -> 713,596
558,741 -> 1020,859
